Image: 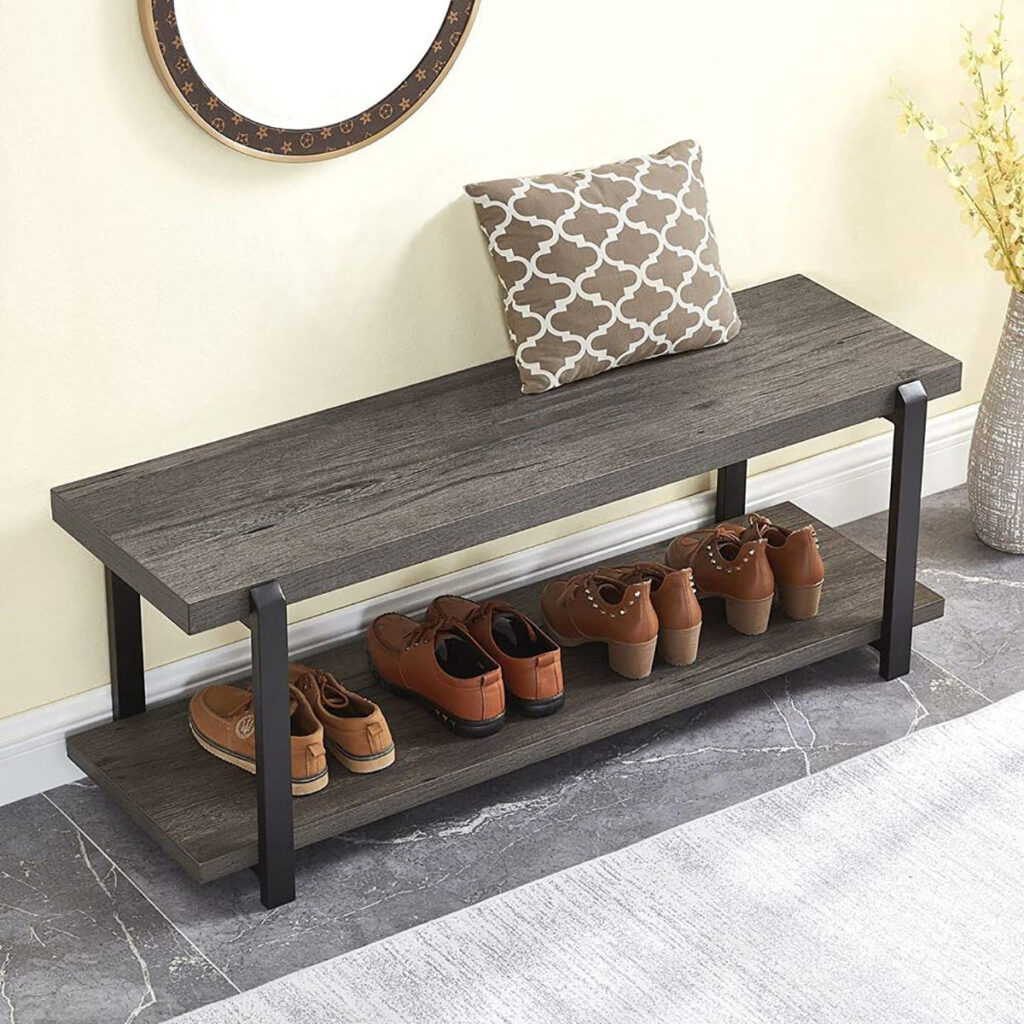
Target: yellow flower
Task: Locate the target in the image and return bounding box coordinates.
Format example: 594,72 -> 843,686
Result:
896,4 -> 1024,292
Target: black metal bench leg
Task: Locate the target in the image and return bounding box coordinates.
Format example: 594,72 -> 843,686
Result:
106,569 -> 145,719
878,380 -> 928,680
248,581 -> 296,908
715,460 -> 748,521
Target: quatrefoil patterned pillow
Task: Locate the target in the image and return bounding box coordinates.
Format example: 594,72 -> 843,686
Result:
465,140 -> 741,394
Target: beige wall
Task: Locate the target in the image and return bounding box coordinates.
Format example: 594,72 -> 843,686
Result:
0,0 -> 1011,720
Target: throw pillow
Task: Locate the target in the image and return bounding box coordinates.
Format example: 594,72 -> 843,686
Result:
465,140 -> 741,394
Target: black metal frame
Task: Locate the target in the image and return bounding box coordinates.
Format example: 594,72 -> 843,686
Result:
877,380 -> 928,680
247,581 -> 295,908
100,380 -> 928,908
105,569 -> 297,907
715,460 -> 748,521
106,569 -> 146,719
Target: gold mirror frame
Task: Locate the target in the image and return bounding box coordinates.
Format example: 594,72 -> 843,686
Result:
139,0 -> 478,162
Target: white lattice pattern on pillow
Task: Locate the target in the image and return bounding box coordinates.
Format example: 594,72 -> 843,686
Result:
466,141 -> 741,394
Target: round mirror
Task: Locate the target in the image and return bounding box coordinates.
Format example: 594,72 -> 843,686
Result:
139,0 -> 478,161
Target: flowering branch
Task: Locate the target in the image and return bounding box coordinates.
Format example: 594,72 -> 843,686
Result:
895,3 -> 1024,292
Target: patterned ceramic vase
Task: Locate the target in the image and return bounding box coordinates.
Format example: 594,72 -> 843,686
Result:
968,289 -> 1024,553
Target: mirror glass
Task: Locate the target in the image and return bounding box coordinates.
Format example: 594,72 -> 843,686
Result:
175,0 -> 452,129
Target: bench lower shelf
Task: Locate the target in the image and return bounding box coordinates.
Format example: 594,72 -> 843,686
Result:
67,502 -> 943,883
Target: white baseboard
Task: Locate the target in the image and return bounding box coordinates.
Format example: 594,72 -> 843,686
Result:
0,403 -> 977,807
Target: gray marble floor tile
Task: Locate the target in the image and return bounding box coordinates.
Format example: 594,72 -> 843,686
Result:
841,485 -> 1023,702
46,647 -> 982,995
0,795 -> 234,1024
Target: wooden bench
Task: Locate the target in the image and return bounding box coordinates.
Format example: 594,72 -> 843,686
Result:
52,274 -> 962,907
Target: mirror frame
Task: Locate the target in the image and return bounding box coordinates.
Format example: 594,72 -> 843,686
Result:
139,0 -> 479,162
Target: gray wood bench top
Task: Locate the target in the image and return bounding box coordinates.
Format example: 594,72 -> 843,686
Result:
51,274 -> 962,634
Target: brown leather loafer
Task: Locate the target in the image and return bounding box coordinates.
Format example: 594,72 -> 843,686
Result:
367,613 -> 505,738
599,562 -> 701,666
540,573 -> 659,679
666,527 -> 775,635
733,514 -> 825,619
290,663 -> 395,774
426,596 -> 564,717
188,683 -> 328,796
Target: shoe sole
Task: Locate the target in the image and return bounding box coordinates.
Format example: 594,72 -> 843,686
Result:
507,691 -> 565,718
324,736 -> 396,774
188,719 -> 329,796
365,652 -> 506,739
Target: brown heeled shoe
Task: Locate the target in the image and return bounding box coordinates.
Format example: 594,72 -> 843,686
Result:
540,573 -> 660,679
597,562 -> 701,666
718,514 -> 826,620
666,526 -> 775,635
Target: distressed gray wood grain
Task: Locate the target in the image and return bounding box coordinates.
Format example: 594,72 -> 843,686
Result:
66,504 -> 944,882
51,276 -> 962,632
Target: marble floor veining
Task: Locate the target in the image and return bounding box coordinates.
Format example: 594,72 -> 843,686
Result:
0,485 -> 1013,1022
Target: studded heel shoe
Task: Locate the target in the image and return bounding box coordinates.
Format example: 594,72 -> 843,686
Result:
666,527 -> 775,635
597,562 -> 702,666
540,573 -> 660,679
710,514 -> 826,620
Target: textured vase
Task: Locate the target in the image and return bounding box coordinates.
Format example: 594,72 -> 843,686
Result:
968,289 -> 1024,553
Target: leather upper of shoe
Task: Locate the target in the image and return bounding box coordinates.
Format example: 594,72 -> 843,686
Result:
289,663 -> 394,758
367,613 -> 505,723
735,514 -> 825,588
426,596 -> 563,703
597,562 -> 701,631
540,574 -> 658,645
666,527 -> 775,602
188,683 -> 327,781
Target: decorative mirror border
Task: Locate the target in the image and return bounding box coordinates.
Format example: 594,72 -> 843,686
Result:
139,0 -> 479,161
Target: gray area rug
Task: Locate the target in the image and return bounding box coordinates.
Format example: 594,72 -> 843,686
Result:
172,691 -> 1024,1023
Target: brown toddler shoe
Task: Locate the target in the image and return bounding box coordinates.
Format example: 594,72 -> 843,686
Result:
188,683 -> 328,796
366,613 -> 505,738
598,562 -> 701,666
666,527 -> 775,636
290,663 -> 395,774
540,573 -> 659,679
426,596 -> 564,717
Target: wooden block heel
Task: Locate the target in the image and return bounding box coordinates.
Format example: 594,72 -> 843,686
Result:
724,595 -> 773,636
607,637 -> 658,679
777,581 -> 823,620
658,624 -> 701,666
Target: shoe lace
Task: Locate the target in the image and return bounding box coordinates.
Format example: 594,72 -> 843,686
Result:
403,616 -> 469,651
706,524 -> 746,559
744,513 -> 771,538
472,599 -> 542,644
557,571 -> 623,607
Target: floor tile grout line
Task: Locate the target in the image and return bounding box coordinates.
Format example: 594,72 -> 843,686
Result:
912,649 -> 994,706
41,792 -> 242,996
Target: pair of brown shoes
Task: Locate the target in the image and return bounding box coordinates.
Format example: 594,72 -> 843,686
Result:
188,663 -> 395,796
666,513 -> 825,636
540,563 -> 702,680
367,596 -> 564,738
